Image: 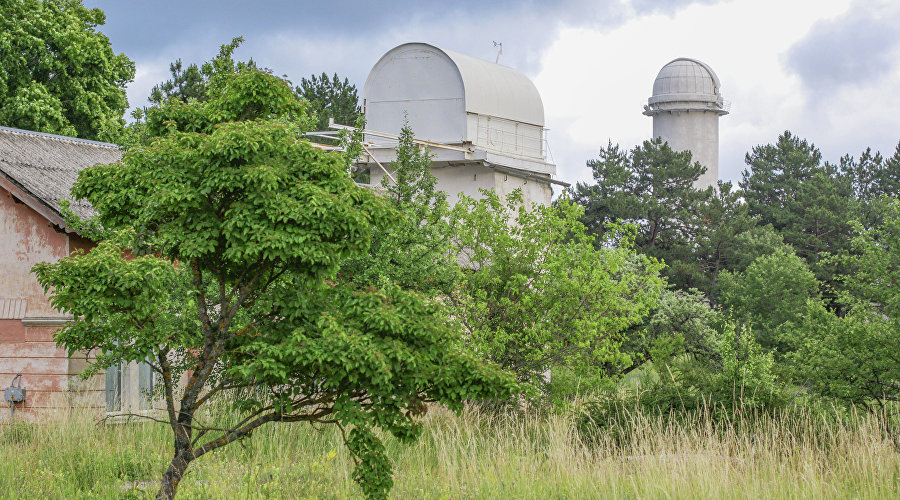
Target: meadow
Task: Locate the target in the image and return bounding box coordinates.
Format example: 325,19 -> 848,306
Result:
2,403 -> 898,499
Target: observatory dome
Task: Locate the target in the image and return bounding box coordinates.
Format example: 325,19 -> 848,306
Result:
362,43 -> 545,146
647,58 -> 725,109
359,42 -> 557,209
643,57 -> 729,190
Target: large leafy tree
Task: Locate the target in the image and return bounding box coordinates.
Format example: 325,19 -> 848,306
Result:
717,248 -> 819,354
34,66 -> 514,500
0,0 -> 134,141
449,190 -> 666,395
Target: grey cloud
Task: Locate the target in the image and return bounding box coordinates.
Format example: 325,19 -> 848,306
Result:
87,0 -> 625,62
786,5 -> 900,92
86,0 -> 633,107
629,0 -> 723,16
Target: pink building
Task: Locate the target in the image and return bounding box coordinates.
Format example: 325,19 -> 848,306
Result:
0,126 -> 129,421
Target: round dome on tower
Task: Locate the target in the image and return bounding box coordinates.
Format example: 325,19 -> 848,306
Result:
645,58 -> 727,114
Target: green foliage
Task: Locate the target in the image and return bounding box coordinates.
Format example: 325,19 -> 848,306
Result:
569,138 -> 715,290
0,81 -> 76,137
741,132 -> 857,286
657,322 -> 783,413
728,224 -> 793,273
148,37 -> 251,105
740,131 -> 823,228
34,63 -> 514,499
840,198 -> 900,317
693,182 -> 756,294
792,300 -> 899,410
298,72 -> 361,131
0,0 -> 134,141
621,289 -> 785,415
586,328 -> 785,437
341,123 -> 458,295
792,199 -> 900,409
839,145 -> 900,228
449,189 -> 666,397
630,289 -> 723,368
717,248 -> 819,353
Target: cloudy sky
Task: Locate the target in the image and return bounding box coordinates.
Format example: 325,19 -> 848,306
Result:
85,0 -> 900,186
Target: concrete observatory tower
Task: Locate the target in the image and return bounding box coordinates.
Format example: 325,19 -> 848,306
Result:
643,58 -> 728,189
358,43 -> 561,207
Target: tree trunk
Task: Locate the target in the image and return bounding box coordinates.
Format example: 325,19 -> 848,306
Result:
156,447 -> 193,500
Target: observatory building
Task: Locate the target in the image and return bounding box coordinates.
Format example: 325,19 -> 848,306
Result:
643,58 -> 728,190
357,42 -> 562,206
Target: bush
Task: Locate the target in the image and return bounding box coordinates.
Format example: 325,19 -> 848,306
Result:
579,319 -> 789,443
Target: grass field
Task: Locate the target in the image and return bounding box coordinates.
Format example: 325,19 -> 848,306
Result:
1,404 -> 898,499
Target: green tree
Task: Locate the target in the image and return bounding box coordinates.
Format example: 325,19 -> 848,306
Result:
728,224 -> 793,274
741,132 -> 856,280
694,181 -> 756,296
34,66 -> 514,500
298,72 -> 361,131
148,37 -> 252,105
840,198 -> 900,316
792,199 -> 900,412
646,320 -> 784,414
0,0 -> 134,141
717,248 -> 819,353
882,144 -> 900,197
341,123 -> 458,295
839,144 -> 900,230
624,288 -> 724,372
793,300 -> 899,412
740,131 -> 822,228
570,138 -> 713,290
449,190 -> 666,396
584,299 -> 785,433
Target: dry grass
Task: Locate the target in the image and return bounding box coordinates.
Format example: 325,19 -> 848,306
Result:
1,404 -> 898,499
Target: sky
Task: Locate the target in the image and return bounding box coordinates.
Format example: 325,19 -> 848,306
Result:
85,0 -> 900,186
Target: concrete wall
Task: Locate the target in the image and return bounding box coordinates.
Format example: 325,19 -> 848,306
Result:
652,109 -> 720,190
0,190 -> 104,421
491,170 -> 553,208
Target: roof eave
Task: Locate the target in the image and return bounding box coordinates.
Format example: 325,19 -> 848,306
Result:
0,171 -> 76,234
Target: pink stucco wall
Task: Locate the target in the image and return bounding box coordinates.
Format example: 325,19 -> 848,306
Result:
0,190 -> 103,421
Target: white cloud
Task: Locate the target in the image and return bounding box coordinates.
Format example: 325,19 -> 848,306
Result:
118,0 -> 900,187
128,61 -> 170,110
534,0 -> 865,185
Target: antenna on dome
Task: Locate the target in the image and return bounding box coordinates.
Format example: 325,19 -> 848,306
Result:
493,41 -> 502,64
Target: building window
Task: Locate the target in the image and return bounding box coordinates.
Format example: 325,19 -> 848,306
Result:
105,363 -> 121,412
105,360 -> 155,412
138,361 -> 154,410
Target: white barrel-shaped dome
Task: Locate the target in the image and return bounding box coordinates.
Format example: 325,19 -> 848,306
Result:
647,58 -> 726,111
363,43 -> 546,158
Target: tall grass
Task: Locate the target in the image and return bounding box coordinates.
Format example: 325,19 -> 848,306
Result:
1,404 -> 897,499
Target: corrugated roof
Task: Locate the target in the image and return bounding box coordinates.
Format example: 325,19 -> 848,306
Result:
0,126 -> 122,221
0,299 -> 27,319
